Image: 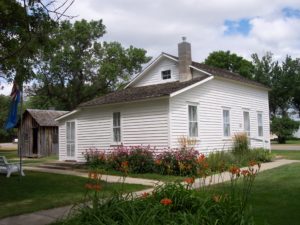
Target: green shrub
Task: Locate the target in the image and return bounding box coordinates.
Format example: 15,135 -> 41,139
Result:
206,151 -> 235,172
232,133 -> 250,156
127,146 -> 155,173
247,148 -> 273,162
271,116 -> 300,144
82,148 -> 107,169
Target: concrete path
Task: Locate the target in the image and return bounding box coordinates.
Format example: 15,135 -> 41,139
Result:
1,159 -> 298,225
271,144 -> 300,150
24,166 -> 163,187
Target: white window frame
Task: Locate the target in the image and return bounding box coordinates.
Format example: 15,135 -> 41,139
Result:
66,121 -> 76,159
113,112 -> 121,143
222,108 -> 231,137
188,104 -> 198,137
243,111 -> 251,137
257,112 -> 263,137
161,69 -> 171,80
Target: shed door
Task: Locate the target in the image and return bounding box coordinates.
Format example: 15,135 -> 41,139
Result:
66,121 -> 75,159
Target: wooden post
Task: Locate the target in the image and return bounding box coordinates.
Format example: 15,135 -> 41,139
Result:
19,82 -> 23,178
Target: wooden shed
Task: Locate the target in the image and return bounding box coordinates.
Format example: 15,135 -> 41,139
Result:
18,109 -> 69,157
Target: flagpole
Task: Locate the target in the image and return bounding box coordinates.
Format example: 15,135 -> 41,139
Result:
19,82 -> 23,179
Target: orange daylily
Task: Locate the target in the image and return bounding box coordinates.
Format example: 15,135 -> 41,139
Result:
160,198 -> 172,206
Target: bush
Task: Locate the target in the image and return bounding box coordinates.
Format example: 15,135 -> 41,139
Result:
271,116 -> 300,144
56,163 -> 260,225
107,147 -> 130,171
232,133 -> 250,156
206,151 -> 235,172
247,148 -> 273,163
155,148 -> 199,176
127,146 -> 155,173
82,148 -> 107,169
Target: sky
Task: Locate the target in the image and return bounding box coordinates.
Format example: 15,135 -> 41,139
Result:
1,0 -> 300,95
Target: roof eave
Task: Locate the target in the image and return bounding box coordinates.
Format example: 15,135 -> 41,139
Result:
55,110 -> 79,121
170,76 -> 214,97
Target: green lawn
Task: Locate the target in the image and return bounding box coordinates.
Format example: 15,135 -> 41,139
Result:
272,150 -> 300,160
209,163 -> 300,225
0,171 -> 148,218
249,163 -> 300,225
271,139 -> 300,145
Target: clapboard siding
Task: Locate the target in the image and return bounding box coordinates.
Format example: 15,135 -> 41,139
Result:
170,78 -> 270,153
58,99 -> 169,162
133,57 -> 179,87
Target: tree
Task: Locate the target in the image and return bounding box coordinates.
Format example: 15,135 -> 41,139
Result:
0,95 -> 17,142
27,20 -> 151,110
271,116 -> 299,144
204,50 -> 254,79
0,0 -> 74,84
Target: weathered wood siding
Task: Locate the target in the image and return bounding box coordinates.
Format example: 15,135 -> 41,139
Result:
58,98 -> 169,162
18,112 -> 58,157
169,78 -> 270,153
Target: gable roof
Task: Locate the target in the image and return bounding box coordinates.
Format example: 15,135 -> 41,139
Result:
26,109 -> 69,126
162,53 -> 269,90
79,76 -> 210,107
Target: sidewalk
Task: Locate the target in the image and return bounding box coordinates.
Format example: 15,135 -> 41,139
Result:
0,159 -> 298,225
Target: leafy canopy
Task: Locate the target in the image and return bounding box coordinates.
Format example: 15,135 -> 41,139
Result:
27,19 -> 151,110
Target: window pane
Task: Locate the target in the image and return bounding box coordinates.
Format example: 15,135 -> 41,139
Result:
113,112 -> 120,127
113,128 -> 121,142
188,105 -> 198,137
223,110 -> 230,136
243,111 -> 250,136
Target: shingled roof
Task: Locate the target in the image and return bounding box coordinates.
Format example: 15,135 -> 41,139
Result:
26,109 -> 69,126
79,52 -> 269,108
79,76 -> 209,107
163,53 -> 269,89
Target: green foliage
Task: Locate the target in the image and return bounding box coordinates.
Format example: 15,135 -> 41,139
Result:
206,151 -> 235,172
0,0 -> 55,84
271,116 -> 300,143
127,147 -> 155,173
0,95 -> 17,142
204,50 -> 254,79
232,133 -> 250,156
27,19 -> 151,110
55,180 -> 256,225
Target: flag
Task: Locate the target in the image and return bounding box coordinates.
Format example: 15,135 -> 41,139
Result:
4,82 -> 21,130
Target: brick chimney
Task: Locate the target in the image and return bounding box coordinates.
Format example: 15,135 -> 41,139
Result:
178,37 -> 192,82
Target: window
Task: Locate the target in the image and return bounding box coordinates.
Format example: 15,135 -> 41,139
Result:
223,109 -> 230,137
243,111 -> 250,136
113,112 -> 121,142
188,105 -> 198,137
161,70 -> 171,80
66,121 -> 75,157
257,113 -> 263,137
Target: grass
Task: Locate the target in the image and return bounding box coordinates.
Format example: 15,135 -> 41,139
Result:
272,150 -> 300,160
208,163 -> 300,225
271,139 -> 300,145
249,163 -> 300,225
0,171 -> 148,218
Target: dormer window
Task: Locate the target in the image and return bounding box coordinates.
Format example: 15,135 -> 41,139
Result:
161,70 -> 171,80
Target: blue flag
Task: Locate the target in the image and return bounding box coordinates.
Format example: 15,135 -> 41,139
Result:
5,82 -> 21,130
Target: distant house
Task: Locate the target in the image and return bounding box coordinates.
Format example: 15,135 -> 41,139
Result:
56,38 -> 271,162
19,109 -> 68,157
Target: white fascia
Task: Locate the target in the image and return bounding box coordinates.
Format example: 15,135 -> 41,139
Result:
55,110 -> 79,121
170,76 -> 214,98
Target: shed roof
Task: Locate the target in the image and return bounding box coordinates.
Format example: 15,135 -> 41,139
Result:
26,109 -> 69,126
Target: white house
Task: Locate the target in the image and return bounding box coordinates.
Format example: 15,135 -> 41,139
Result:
56,38 -> 271,162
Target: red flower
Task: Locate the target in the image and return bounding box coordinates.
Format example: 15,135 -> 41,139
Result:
248,160 -> 257,167
141,192 -> 149,198
184,177 -> 195,184
241,169 -> 250,176
229,165 -> 240,175
197,154 -> 205,163
160,198 -> 172,206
